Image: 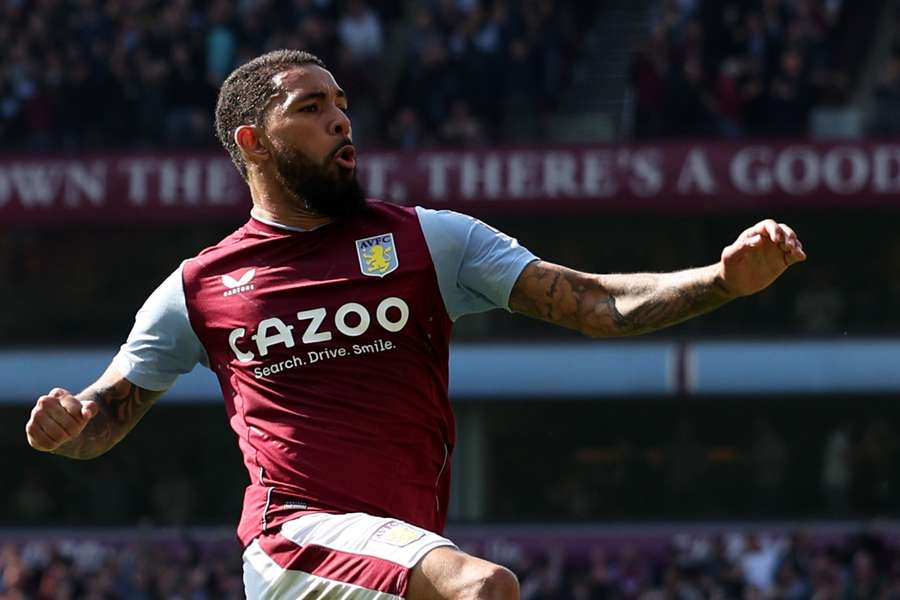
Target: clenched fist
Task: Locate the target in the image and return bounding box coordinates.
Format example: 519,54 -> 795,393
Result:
719,219 -> 807,297
25,388 -> 100,452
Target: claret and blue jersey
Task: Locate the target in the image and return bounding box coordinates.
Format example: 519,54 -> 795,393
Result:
111,200 -> 537,547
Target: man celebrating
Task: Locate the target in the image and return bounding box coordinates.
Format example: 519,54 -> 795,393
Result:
26,50 -> 805,600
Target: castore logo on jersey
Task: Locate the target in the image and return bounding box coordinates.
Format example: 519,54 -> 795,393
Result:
222,268 -> 256,297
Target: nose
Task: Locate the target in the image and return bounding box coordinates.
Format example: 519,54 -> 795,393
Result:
330,107 -> 352,138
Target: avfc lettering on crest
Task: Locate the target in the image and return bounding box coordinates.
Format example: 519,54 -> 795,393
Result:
356,233 -> 398,278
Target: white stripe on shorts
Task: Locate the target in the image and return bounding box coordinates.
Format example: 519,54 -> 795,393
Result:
279,512 -> 455,569
243,539 -> 403,600
242,512 -> 457,600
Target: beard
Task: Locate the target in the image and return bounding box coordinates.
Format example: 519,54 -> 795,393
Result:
271,143 -> 367,220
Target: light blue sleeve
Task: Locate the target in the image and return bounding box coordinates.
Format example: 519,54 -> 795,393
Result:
416,207 -> 539,321
111,262 -> 209,392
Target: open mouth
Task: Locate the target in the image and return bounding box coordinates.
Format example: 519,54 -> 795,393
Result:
333,145 -> 357,170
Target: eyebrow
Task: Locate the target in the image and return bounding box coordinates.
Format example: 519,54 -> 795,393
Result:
287,89 -> 347,107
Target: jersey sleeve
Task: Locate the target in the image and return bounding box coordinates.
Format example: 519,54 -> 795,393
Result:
416,207 -> 538,321
111,262 -> 209,392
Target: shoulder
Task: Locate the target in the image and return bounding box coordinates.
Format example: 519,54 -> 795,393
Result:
414,206 -> 496,243
194,223 -> 253,260
364,199 -> 419,222
183,221 -> 258,279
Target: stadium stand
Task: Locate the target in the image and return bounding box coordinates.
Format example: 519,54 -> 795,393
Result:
3,527 -> 900,599
2,1 -> 897,344
4,1 -> 900,598
630,0 -> 882,140
0,0 -> 596,150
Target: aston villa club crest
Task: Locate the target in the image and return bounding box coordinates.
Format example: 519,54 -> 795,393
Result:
356,233 -> 398,278
371,521 -> 425,547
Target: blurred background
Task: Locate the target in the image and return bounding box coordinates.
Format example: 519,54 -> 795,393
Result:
3,0 -> 900,598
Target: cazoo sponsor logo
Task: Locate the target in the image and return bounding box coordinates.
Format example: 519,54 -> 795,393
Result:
228,296 -> 409,363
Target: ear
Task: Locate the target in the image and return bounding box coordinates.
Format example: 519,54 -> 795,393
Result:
234,125 -> 270,167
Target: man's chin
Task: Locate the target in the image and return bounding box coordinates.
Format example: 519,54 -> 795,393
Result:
332,164 -> 357,180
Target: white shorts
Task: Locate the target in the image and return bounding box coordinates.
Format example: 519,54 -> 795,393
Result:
242,512 -> 457,599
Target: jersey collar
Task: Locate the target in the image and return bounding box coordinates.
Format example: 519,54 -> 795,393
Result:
249,209 -> 332,233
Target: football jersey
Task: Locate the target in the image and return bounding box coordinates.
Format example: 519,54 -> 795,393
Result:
112,201 -> 536,547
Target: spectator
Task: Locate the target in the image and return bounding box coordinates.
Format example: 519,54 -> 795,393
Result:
843,550 -> 883,600
662,57 -> 716,138
764,47 -> 812,136
630,32 -> 667,140
715,57 -> 746,138
164,42 -> 214,146
740,535 -> 785,595
387,107 -> 428,149
869,50 -> 900,136
206,1 -> 237,85
773,560 -> 812,600
336,0 -> 384,63
822,424 -> 853,514
440,100 -> 487,146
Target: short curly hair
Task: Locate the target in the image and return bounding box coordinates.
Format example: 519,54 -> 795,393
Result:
215,49 -> 326,180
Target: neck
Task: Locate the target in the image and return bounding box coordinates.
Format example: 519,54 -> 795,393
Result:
249,177 -> 333,230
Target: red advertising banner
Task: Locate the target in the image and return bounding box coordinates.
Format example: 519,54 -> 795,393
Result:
3,141 -> 900,224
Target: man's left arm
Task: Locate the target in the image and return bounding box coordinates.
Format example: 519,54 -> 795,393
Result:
509,219 -> 806,337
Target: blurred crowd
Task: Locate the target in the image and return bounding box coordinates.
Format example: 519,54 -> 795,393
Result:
630,0 -> 866,140
510,530 -> 900,600
869,8 -> 900,137
3,529 -> 900,600
0,0 -> 594,152
3,0 -> 895,153
0,536 -> 243,600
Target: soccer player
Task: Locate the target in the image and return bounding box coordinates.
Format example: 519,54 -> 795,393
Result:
25,50 -> 805,600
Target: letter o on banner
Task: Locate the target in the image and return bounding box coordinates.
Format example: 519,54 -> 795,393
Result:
823,147 -> 870,194
775,147 -> 820,195
730,147 -> 774,195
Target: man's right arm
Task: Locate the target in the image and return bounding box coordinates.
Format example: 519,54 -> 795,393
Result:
26,363 -> 165,460
24,261 -> 204,460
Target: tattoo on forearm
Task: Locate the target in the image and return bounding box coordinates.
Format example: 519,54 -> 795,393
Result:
54,379 -> 159,460
510,261 -> 732,337
614,277 -> 730,334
